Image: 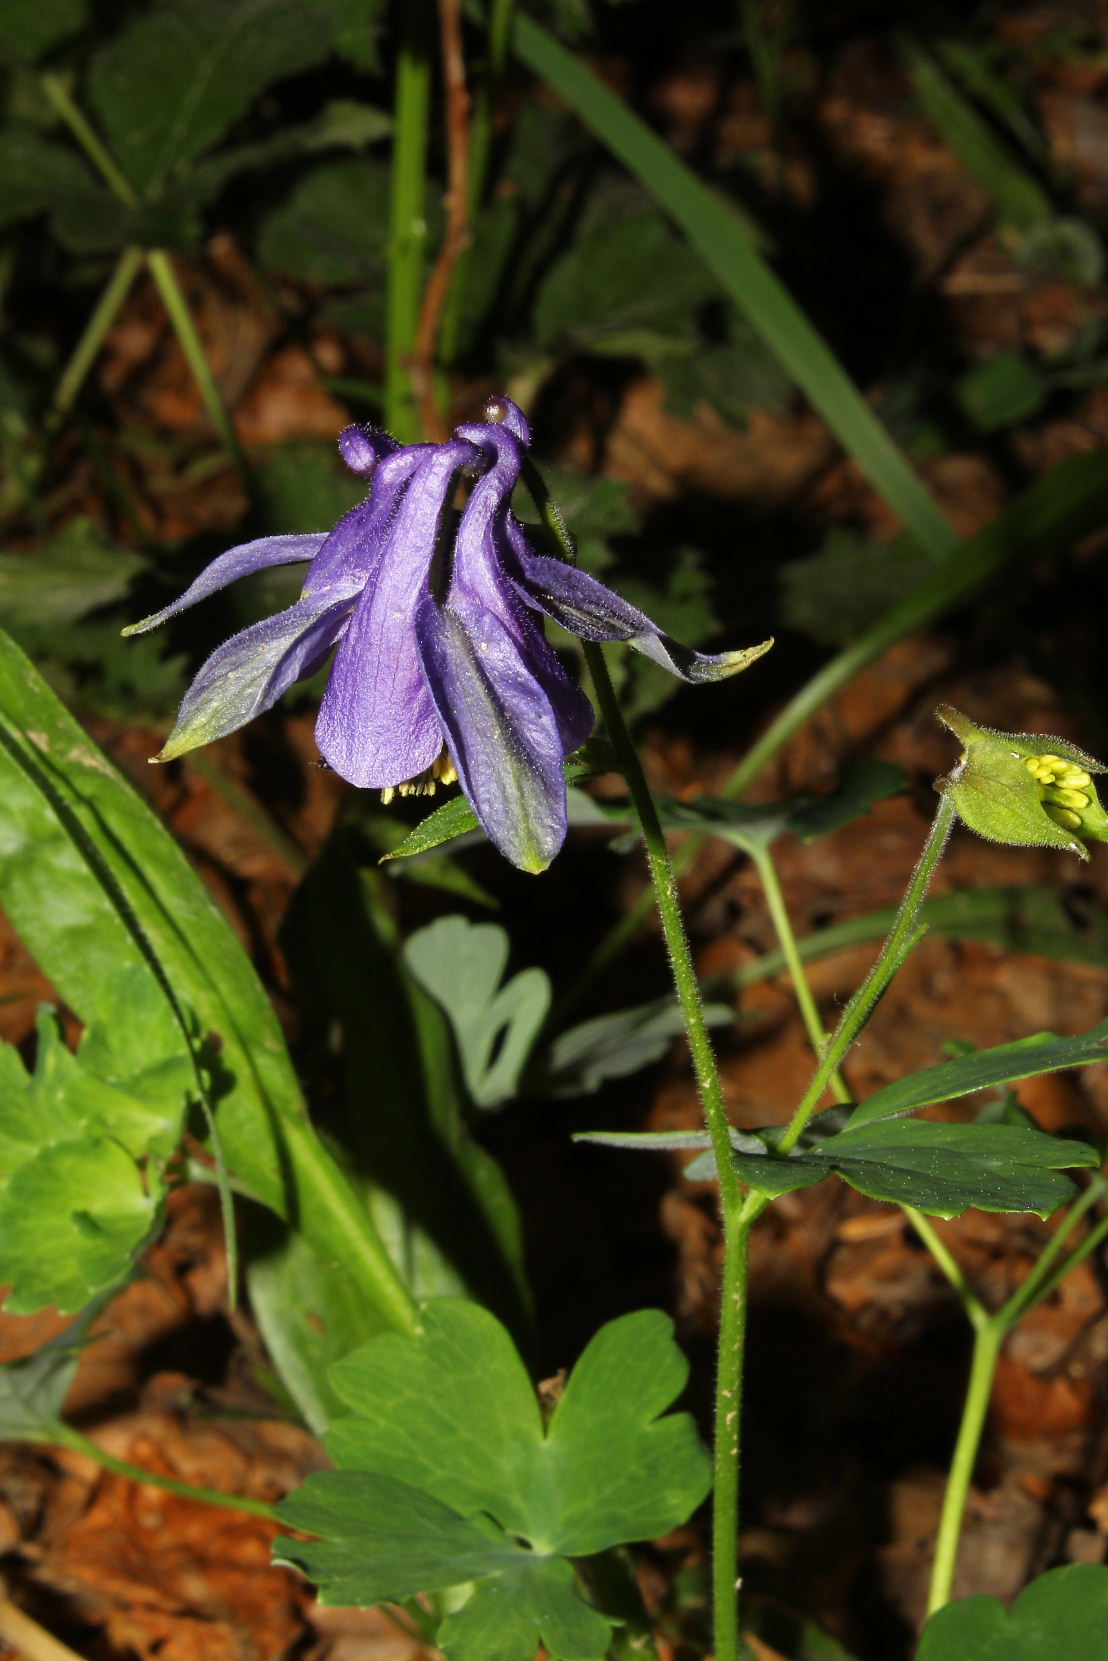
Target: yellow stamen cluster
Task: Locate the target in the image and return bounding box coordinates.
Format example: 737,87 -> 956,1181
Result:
380,751 -> 458,807
1025,754 -> 1092,830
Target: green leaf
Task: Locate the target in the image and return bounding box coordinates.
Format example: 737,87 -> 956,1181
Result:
0,980 -> 193,1313
276,1300 -> 710,1657
88,0 -> 337,194
655,319 -> 793,427
916,1565 -> 1108,1661
534,210 -> 714,355
801,1118 -> 1097,1218
955,352 -> 1049,432
0,627 -> 413,1403
324,1302 -> 709,1552
403,917 -> 551,1110
315,0 -> 388,69
513,14 -> 957,560
185,100 -> 391,201
0,0 -> 86,62
589,760 -> 908,852
781,528 -> 934,647
0,519 -> 145,630
255,154 -> 392,287
538,996 -> 733,1097
676,1114 -> 1097,1216
0,1137 -> 160,1315
846,1023 -> 1108,1128
0,125 -> 101,231
380,792 -> 482,862
278,1473 -> 613,1661
787,760 -> 910,841
901,36 -> 1053,233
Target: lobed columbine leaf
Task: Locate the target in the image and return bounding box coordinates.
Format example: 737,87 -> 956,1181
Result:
275,1299 -> 711,1661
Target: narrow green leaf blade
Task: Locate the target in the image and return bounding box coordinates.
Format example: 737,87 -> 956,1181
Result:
847,1023 -> 1108,1128
380,793 -> 481,861
902,37 -> 1053,231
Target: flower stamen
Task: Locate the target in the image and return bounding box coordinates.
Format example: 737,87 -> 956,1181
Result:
380,750 -> 458,806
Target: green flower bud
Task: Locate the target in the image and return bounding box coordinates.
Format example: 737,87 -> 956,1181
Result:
935,706 -> 1108,861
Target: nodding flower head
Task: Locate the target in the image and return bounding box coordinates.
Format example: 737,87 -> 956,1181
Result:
126,398 -> 771,872
935,706 -> 1107,861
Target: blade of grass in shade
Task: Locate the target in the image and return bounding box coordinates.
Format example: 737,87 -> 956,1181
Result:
900,36 -> 1053,231
511,14 -> 957,561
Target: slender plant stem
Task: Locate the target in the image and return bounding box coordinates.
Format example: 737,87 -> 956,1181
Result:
747,841 -> 850,1105
40,73 -> 138,204
386,0 -> 434,440
1003,1195 -> 1108,1322
49,1422 -> 278,1520
776,795 -> 956,1155
903,1207 -> 987,1323
145,249 -> 251,484
46,247 -> 144,432
522,457 -> 751,1654
584,645 -> 742,1218
927,1319 -> 1004,1613
711,1215 -> 751,1661
586,639 -> 748,1661
998,1176 -> 1106,1324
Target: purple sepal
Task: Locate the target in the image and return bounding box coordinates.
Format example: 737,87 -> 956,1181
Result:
157,589 -> 355,761
123,533 -> 328,637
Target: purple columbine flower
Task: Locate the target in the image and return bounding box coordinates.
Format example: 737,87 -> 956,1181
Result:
125,397 -> 770,872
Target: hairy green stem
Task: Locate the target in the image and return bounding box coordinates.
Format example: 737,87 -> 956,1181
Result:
47,247 -> 144,432
904,1207 -> 986,1324
145,249 -> 250,483
776,795 -> 955,1155
523,457 -> 750,1655
386,0 -> 434,439
747,841 -> 850,1105
585,639 -> 748,1661
49,1422 -> 278,1520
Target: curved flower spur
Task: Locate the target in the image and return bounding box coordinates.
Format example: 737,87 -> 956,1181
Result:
125,397 -> 771,871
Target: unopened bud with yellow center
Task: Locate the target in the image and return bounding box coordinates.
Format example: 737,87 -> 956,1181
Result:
935,706 -> 1107,861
